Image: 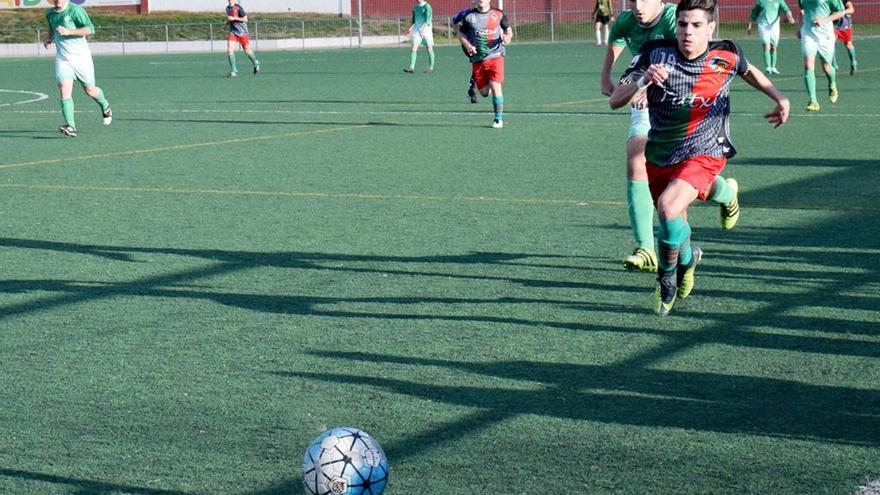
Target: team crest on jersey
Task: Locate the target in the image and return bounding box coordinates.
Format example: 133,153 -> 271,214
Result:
709,56 -> 731,73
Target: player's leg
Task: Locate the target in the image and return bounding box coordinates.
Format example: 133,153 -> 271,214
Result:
603,22 -> 610,45
226,37 -> 239,77
83,85 -> 112,126
424,42 -> 435,73
54,58 -> 77,136
763,42 -> 773,72
74,56 -> 111,126
818,35 -> 838,103
488,58 -> 505,128
653,179 -> 699,316
241,37 -> 260,74
595,20 -> 602,46
844,32 -> 857,74
623,108 -> 657,273
803,50 -> 820,111
405,27 -> 420,73
707,175 -> 739,230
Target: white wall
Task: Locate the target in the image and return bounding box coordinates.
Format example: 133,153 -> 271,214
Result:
147,0 -> 350,15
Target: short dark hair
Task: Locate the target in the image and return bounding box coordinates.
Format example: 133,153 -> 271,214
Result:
676,0 -> 717,22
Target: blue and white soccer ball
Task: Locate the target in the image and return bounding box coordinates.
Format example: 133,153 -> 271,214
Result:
302,427 -> 389,495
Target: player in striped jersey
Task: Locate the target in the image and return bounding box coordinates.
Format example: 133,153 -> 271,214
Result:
610,0 -> 790,316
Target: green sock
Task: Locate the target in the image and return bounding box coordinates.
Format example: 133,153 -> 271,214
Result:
763,48 -> 772,69
228,53 -> 237,73
826,65 -> 837,88
770,49 -> 778,69
247,51 -> 258,65
92,88 -> 110,112
627,180 -> 655,250
708,176 -> 733,204
848,47 -> 857,66
60,98 -> 75,128
678,222 -> 693,267
428,50 -> 435,69
657,216 -> 687,272
805,68 -> 817,101
409,51 -> 417,69
492,94 -> 504,121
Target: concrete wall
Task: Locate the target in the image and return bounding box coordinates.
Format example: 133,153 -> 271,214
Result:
147,0 -> 350,15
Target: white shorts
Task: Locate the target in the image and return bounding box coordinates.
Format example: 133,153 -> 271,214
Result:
758,21 -> 780,46
801,24 -> 836,63
627,106 -> 650,141
411,23 -> 434,47
55,55 -> 95,87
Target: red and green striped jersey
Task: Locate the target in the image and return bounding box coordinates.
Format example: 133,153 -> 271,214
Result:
621,39 -> 751,167
459,8 -> 510,62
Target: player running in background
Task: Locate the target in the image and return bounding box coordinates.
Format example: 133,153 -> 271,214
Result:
404,0 -> 435,73
226,0 -> 260,78
747,0 -> 796,75
834,0 -> 857,75
453,1 -> 479,102
798,0 -> 845,111
600,0 -> 677,273
610,0 -> 789,316
593,0 -> 614,46
458,0 -> 513,128
43,0 -> 112,137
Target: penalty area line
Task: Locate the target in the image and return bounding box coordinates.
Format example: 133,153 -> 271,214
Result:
0,89 -> 49,107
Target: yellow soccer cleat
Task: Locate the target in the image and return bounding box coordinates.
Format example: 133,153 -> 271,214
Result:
720,178 -> 740,230
829,86 -> 839,104
806,100 -> 820,112
624,247 -> 658,273
677,247 -> 703,300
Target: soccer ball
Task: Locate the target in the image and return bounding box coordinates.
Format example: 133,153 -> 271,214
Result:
301,427 -> 389,495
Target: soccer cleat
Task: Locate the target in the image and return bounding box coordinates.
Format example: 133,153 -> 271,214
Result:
424,67 -> 433,73
253,63 -> 261,75
769,67 -> 780,75
467,85 -> 478,104
492,120 -> 503,129
227,71 -> 238,78
850,65 -> 857,76
102,106 -> 112,126
829,86 -> 839,103
58,125 -> 77,137
624,247 -> 658,273
720,178 -> 740,230
805,100 -> 820,112
764,66 -> 772,74
403,67 -> 414,73
676,246 -> 703,300
654,271 -> 678,316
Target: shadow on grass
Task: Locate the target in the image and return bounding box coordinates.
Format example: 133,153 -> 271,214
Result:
0,468 -> 191,495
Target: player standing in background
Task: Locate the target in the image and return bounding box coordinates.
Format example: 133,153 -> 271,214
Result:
458,0 -> 513,128
453,0 -> 479,102
226,0 -> 260,78
43,0 -> 112,137
747,0 -> 796,75
610,0 -> 789,316
600,0 -> 677,273
834,0 -> 857,75
404,0 -> 435,73
798,0 -> 845,111
593,0 -> 614,46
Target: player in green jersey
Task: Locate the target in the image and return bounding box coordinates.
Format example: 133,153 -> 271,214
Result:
798,0 -> 846,111
747,0 -> 796,75
43,0 -> 112,137
404,0 -> 435,73
600,0 -> 677,273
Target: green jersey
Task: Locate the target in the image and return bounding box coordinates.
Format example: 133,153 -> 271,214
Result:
411,2 -> 433,26
750,0 -> 791,25
45,3 -> 94,60
799,0 -> 844,27
609,3 -> 677,56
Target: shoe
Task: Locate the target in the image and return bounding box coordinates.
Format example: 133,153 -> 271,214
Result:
253,63 -> 261,75
467,85 -> 478,104
770,67 -> 780,75
227,71 -> 238,78
492,120 -> 503,129
424,67 -> 433,73
829,86 -> 839,103
654,271 -> 678,316
851,65 -> 857,76
676,247 -> 702,300
623,247 -> 658,273
58,125 -> 77,137
805,100 -> 820,112
720,178 -> 740,230
764,66 -> 772,74
102,106 -> 112,126
403,67 -> 414,73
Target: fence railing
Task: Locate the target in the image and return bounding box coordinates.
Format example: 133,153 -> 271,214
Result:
3,7 -> 880,54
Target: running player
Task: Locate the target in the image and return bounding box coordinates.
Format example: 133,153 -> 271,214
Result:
798,0 -> 845,111
834,0 -> 857,75
747,0 -> 796,75
600,0 -> 677,273
226,0 -> 260,78
404,0 -> 435,73
457,0 -> 513,128
610,0 -> 789,316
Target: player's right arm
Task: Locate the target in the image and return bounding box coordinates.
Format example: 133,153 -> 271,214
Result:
457,20 -> 477,56
610,63 -> 666,109
600,44 -> 625,96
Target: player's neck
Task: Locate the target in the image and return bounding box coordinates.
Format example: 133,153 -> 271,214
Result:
639,5 -> 665,28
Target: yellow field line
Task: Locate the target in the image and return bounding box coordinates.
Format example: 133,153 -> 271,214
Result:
0,125 -> 368,170
0,183 -> 623,207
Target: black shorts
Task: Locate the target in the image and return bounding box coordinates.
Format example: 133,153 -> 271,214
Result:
595,14 -> 611,24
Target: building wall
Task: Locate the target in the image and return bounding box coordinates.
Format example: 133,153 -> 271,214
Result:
148,0 -> 350,15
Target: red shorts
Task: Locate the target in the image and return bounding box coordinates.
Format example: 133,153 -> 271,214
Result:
472,57 -> 505,89
228,33 -> 250,47
646,155 -> 727,203
835,27 -> 853,43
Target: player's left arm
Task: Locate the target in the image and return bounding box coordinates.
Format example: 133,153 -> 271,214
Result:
740,63 -> 790,128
